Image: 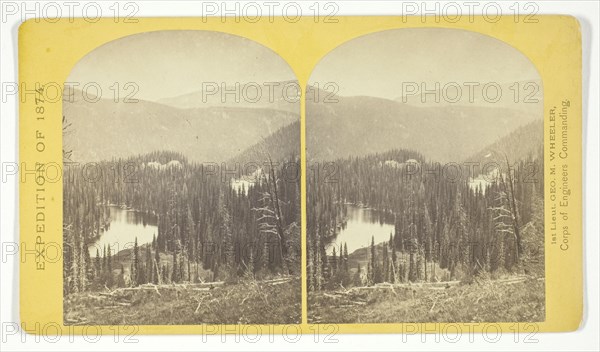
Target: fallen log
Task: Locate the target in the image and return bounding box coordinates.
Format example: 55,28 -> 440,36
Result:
87,294 -> 109,300
323,293 -> 342,299
264,280 -> 292,286
191,287 -> 212,292
259,277 -> 293,285
335,303 -> 367,308
101,282 -> 226,295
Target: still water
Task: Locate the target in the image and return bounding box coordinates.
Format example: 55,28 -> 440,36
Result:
328,205 -> 395,255
88,206 -> 158,257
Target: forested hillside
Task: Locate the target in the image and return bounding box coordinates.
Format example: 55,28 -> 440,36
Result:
229,120 -> 300,167
308,148 -> 544,289
64,147 -> 300,287
307,127 -> 544,322
63,140 -> 301,324
466,120 -> 543,164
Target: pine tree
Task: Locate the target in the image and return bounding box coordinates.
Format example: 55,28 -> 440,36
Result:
94,248 -> 101,280
331,246 -> 338,275
390,236 -> 397,283
172,248 -> 178,283
408,239 -> 417,282
179,244 -> 186,282
315,224 -> 324,290
103,243 -> 113,288
154,244 -> 161,284
382,242 -> 389,282
71,236 -> 80,292
343,243 -> 349,273
102,245 -> 107,273
83,243 -> 92,288
369,236 -> 383,284
145,244 -> 153,284
132,238 -> 139,286
416,243 -> 424,281
107,244 -> 112,273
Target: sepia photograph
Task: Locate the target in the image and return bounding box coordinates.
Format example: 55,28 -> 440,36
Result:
62,31 -> 301,325
306,28 -> 545,323
6,1 -> 596,350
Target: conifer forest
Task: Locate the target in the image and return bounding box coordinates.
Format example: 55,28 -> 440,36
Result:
62,30 -> 302,325
305,27 -> 546,324
62,28 -> 546,326
306,145 -> 545,323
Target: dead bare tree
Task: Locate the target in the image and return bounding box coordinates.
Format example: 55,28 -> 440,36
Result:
489,155 -> 522,264
252,153 -> 289,274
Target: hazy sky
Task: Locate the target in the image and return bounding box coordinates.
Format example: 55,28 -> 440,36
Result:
309,28 -> 541,100
67,31 -> 296,101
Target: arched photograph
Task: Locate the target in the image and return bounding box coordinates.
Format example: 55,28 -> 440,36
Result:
306,28 -> 545,323
62,31 -> 301,325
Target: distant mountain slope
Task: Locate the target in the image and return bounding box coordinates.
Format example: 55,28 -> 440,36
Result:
228,120 -> 300,167
63,91 -> 298,162
157,80 -> 300,115
465,120 -> 543,164
306,90 -> 541,163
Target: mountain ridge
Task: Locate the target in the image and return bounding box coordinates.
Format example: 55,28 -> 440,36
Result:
63,91 -> 298,163
306,93 -> 542,163
157,80 -> 300,115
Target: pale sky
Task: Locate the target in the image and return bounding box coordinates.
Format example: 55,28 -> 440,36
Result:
67,30 -> 296,101
309,28 -> 541,100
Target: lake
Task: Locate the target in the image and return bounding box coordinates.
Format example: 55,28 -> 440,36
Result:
88,206 -> 158,257
328,205 -> 395,255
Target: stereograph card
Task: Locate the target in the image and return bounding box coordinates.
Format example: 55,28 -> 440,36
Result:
18,15 -> 582,334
